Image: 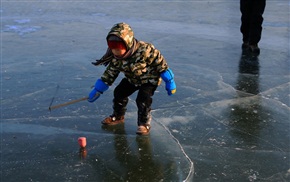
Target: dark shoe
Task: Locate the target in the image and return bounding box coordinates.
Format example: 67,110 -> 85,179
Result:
101,115 -> 124,125
241,42 -> 249,49
249,44 -> 260,55
136,125 -> 150,135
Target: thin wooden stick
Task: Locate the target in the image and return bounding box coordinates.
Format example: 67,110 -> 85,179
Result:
49,97 -> 88,111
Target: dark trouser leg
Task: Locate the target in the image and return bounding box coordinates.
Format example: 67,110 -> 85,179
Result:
113,78 -> 138,117
249,0 -> 266,45
136,83 -> 157,127
240,0 -> 251,43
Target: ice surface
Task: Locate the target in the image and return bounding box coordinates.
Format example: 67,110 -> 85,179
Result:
1,1 -> 289,181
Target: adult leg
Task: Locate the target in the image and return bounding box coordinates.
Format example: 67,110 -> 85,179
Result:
247,0 -> 266,54
249,0 -> 266,45
240,0 -> 251,45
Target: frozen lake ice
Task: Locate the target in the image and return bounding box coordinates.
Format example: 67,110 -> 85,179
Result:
1,1 -> 289,181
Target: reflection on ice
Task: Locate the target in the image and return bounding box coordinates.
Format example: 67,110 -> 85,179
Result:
1,115 -> 194,181
1,1 -> 289,181
236,51 -> 260,96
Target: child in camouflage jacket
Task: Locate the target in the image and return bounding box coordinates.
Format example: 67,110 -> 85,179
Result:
88,22 -> 176,135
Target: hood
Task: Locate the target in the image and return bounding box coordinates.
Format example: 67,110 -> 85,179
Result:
106,22 -> 135,50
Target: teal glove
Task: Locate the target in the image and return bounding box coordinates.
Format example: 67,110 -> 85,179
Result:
88,79 -> 109,102
160,69 -> 176,96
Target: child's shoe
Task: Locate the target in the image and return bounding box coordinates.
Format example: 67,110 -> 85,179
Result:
136,125 -> 150,135
101,115 -> 124,125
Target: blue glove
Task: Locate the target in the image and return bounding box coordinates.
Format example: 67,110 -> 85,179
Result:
88,79 -> 109,102
160,69 -> 176,96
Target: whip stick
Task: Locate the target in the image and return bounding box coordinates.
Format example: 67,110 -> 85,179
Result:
49,97 -> 88,111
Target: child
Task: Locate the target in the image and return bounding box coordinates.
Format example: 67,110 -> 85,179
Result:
88,22 -> 176,135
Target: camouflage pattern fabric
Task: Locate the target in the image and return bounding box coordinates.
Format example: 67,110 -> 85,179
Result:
100,22 -> 169,86
106,23 -> 135,49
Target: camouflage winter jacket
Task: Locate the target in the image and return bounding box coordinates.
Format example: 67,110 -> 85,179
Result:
95,22 -> 169,87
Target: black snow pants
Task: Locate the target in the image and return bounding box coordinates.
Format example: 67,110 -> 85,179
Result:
112,78 -> 157,127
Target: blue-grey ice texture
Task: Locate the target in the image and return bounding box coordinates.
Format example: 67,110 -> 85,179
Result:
1,1 -> 289,182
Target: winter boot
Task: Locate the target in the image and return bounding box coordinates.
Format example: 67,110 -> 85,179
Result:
241,42 -> 249,50
101,114 -> 124,125
136,125 -> 151,135
102,98 -> 127,125
136,110 -> 152,135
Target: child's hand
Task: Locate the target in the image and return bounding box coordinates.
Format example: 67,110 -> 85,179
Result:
88,89 -> 101,102
165,80 -> 176,95
87,79 -> 109,102
160,68 -> 176,96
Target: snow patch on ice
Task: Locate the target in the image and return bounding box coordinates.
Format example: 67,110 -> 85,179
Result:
158,116 -> 195,125
3,25 -> 42,35
14,19 -> 31,24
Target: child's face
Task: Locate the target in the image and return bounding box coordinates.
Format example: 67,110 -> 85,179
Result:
111,48 -> 127,56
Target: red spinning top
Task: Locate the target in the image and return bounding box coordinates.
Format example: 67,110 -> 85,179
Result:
78,137 -> 87,148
